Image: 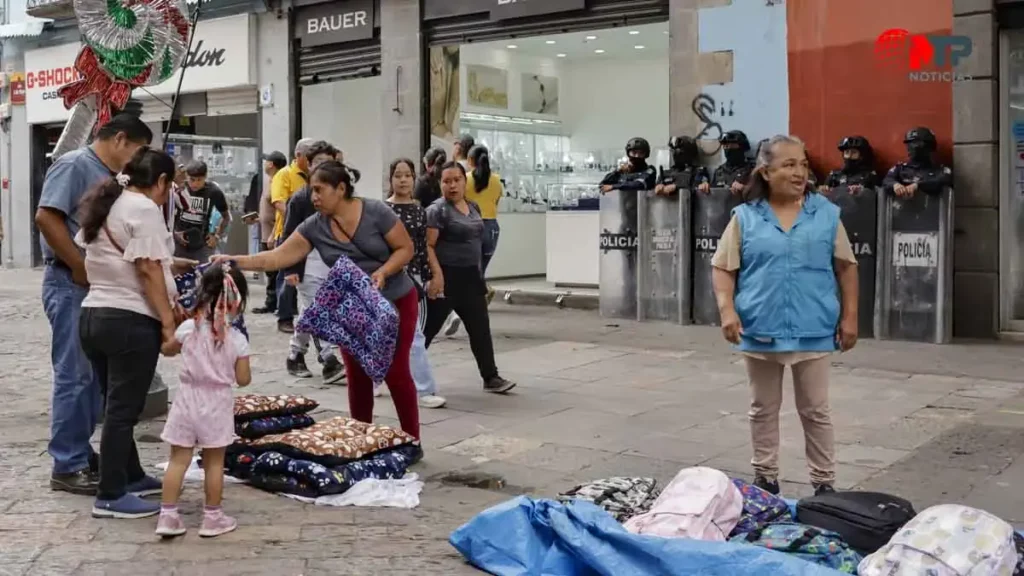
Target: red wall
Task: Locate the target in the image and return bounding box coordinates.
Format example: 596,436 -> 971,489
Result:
787,0 -> 953,177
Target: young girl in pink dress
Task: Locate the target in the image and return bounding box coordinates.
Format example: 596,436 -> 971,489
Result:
156,263 -> 251,538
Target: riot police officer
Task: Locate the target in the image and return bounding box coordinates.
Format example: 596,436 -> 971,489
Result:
704,130 -> 754,194
655,135 -> 709,196
600,136 -> 657,233
820,135 -> 878,195
882,127 -> 952,198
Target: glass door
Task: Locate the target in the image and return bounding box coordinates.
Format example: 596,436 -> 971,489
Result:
1000,30 -> 1024,332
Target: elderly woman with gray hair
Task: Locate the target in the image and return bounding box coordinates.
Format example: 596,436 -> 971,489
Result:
710,134 -> 859,497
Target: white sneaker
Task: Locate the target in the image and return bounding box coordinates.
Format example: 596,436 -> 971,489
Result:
443,314 -> 462,336
373,386 -> 387,397
418,395 -> 447,409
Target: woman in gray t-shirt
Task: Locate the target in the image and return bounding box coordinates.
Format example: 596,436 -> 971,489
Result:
424,162 -> 516,394
213,161 -> 422,440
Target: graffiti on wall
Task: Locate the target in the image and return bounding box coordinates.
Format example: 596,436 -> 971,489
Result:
692,93 -> 735,155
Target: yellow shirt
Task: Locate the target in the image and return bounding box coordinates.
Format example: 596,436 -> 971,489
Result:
465,172 -> 502,220
270,161 -> 307,241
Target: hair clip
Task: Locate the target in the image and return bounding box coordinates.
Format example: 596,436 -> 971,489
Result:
115,173 -> 131,187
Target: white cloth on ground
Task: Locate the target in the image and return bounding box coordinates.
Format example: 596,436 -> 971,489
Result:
280,474 -> 423,508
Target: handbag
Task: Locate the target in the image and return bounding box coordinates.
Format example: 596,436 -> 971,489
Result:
796,491 -> 916,556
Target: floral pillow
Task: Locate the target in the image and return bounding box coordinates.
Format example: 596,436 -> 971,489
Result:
233,394 -> 319,422
236,414 -> 316,439
252,451 -> 348,496
241,416 -> 417,466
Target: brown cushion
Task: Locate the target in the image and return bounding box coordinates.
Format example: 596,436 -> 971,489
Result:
233,394 -> 320,422
238,417 -> 417,465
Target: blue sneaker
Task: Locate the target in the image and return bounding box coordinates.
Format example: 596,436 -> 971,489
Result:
126,475 -> 163,498
92,494 -> 161,519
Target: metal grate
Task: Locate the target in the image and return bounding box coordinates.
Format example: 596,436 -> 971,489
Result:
296,38 -> 382,86
424,0 -> 669,46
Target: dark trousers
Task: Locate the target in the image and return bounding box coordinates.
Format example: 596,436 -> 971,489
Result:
262,241 -> 278,310
273,239 -> 297,322
423,266 -> 498,381
481,219 -> 500,275
79,307 -> 161,501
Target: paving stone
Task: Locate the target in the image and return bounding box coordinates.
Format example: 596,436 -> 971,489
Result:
35,543 -> 138,564
133,542 -> 262,562
0,513 -> 77,531
502,443 -> 618,474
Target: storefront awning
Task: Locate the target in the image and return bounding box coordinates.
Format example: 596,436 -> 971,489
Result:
0,20 -> 48,38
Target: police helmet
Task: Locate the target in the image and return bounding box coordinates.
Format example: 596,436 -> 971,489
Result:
720,130 -> 750,151
626,137 -> 651,158
838,135 -> 872,153
903,127 -> 937,148
669,136 -> 698,156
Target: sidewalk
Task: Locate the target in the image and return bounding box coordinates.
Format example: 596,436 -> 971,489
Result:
1,269 -> 1024,574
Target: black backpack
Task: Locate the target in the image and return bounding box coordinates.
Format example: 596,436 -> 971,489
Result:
796,491 -> 915,556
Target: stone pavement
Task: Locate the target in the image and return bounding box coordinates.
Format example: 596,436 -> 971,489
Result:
2,268 -> 1024,574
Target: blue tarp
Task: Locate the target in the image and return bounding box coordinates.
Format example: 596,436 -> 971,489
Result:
450,496 -> 847,576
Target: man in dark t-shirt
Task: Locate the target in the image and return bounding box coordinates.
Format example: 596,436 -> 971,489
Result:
173,160 -> 230,261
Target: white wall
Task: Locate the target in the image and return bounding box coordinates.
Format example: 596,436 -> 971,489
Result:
561,58 -> 669,154
459,46 -> 563,121
257,12 -> 293,159
301,77 -> 384,200
458,45 -> 669,155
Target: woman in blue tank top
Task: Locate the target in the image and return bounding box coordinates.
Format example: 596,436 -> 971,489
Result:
710,134 -> 859,497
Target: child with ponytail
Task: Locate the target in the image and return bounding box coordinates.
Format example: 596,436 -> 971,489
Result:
156,263 -> 251,538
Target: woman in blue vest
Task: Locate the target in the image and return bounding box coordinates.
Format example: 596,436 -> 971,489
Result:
711,134 -> 859,497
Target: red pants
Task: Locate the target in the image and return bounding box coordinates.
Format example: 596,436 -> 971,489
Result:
340,288 -> 420,439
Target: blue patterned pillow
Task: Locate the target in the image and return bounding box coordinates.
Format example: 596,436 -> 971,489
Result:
295,256 -> 398,382
235,414 -> 315,439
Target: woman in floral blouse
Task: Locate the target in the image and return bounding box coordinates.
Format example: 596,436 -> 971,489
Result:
384,158 -> 446,409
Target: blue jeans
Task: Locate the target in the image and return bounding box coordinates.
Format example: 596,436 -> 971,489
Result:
42,265 -> 102,474
481,219 -> 500,275
249,224 -> 261,256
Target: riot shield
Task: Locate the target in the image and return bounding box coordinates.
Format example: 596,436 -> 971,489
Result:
874,187 -> 954,344
826,185 -> 878,339
599,189 -> 639,319
637,189 -> 691,324
691,187 -> 741,325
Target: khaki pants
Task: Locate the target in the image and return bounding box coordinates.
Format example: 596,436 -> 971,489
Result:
745,355 -> 836,485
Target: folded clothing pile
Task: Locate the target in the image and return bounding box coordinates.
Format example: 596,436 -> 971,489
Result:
225,394 -> 422,499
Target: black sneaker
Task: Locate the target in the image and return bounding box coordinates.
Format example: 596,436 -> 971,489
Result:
483,375 -> 516,394
251,306 -> 275,315
278,319 -> 295,334
753,475 -> 780,496
51,469 -> 98,495
813,483 -> 836,496
322,357 -> 346,385
287,354 -> 313,378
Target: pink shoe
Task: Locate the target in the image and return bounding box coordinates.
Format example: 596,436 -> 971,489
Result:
198,511 -> 237,538
155,511 -> 187,538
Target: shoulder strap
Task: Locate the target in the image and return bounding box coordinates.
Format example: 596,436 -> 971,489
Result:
103,224 -> 125,254
330,215 -> 387,266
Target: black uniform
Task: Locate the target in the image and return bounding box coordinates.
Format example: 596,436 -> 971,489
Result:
825,135 -> 879,189
881,127 -> 952,196
601,137 -> 657,234
712,130 -> 754,188
660,135 -> 709,192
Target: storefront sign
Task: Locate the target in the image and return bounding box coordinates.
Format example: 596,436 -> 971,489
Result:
491,0 -> 586,20
25,14 -> 254,124
295,0 -> 374,47
9,73 -> 26,105
423,0 -> 585,21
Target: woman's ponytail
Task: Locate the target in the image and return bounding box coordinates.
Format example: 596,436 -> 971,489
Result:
468,145 -> 491,193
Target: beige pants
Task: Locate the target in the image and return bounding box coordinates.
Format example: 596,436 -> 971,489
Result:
745,354 -> 836,485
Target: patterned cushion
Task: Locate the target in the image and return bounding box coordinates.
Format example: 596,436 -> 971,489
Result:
235,414 -> 316,439
294,255 -> 399,382
233,394 -> 320,422
252,451 -> 348,496
558,477 -> 660,522
233,416 -> 417,466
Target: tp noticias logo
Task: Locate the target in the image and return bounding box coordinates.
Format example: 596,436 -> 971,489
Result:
874,28 -> 973,82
